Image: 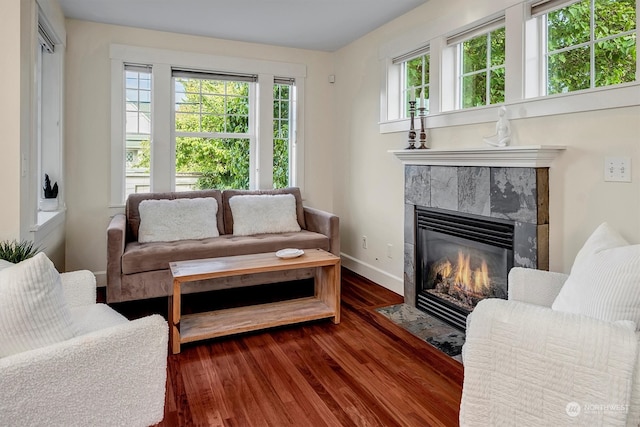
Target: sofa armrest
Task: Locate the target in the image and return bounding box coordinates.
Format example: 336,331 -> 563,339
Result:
507,267 -> 569,307
60,270 -> 96,308
461,298 -> 640,426
0,314 -> 168,427
106,214 -> 127,299
304,206 -> 340,256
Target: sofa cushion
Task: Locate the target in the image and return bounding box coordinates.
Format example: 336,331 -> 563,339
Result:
552,222 -> 640,328
0,253 -> 77,357
229,194 -> 301,236
127,190 -> 224,241
138,197 -> 219,243
121,230 -> 330,275
222,187 -> 306,235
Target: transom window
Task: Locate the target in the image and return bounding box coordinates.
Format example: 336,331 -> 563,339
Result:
542,0 -> 637,95
458,26 -> 506,108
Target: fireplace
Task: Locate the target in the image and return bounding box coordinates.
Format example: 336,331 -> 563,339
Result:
415,207 -> 514,330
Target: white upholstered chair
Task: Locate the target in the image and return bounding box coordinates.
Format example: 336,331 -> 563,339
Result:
0,255 -> 168,427
460,266 -> 640,426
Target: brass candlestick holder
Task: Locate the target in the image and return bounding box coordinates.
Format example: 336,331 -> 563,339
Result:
406,100 -> 417,149
418,106 -> 428,149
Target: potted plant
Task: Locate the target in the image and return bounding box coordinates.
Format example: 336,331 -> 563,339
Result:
40,174 -> 59,211
0,240 -> 40,263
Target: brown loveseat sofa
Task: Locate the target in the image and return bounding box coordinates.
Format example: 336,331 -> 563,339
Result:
106,187 -> 339,303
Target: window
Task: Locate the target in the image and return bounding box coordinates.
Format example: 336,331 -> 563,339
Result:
111,45 -> 307,205
541,0 -> 637,95
393,47 -> 431,117
273,78 -> 294,188
36,14 -> 63,216
125,65 -> 151,197
173,71 -> 254,190
457,25 -> 506,108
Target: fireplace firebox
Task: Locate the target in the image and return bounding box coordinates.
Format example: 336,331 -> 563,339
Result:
416,207 -> 514,330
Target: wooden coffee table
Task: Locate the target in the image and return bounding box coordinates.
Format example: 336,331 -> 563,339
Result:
168,248 -> 341,354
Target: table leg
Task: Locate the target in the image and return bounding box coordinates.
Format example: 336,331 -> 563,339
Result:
315,261 -> 341,324
171,279 -> 182,354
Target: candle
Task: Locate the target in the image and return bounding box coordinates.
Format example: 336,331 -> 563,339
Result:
420,90 -> 425,108
409,90 -> 415,102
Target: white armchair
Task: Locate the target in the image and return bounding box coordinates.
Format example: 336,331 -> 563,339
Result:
0,269 -> 169,427
460,267 -> 640,426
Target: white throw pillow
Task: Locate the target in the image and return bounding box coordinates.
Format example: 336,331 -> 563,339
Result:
0,259 -> 14,271
230,194 -> 301,236
552,222 -> 640,328
0,253 -> 76,357
138,197 -> 220,243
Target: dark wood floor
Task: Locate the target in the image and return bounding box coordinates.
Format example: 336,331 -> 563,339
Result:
105,269 -> 463,426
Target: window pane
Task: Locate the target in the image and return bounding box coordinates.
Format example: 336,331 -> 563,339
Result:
547,46 -> 590,94
174,78 -> 249,134
463,35 -> 487,73
125,68 -> 151,198
273,83 -> 291,189
175,137 -> 250,190
594,0 -> 636,39
547,0 -> 590,51
462,72 -> 486,108
490,28 -> 506,67
490,68 -> 506,104
404,54 -> 430,116
595,35 -> 637,87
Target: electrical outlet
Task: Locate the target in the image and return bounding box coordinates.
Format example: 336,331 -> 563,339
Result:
604,156 -> 631,182
362,236 -> 368,249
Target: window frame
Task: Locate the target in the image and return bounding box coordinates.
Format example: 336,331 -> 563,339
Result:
378,1 -> 639,134
110,44 -> 307,207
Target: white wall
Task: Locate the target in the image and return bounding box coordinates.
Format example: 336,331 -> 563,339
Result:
333,0 -> 640,294
0,0 -> 23,240
64,20 -> 336,279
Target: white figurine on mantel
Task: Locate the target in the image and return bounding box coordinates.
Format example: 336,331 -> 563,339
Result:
483,106 -> 511,147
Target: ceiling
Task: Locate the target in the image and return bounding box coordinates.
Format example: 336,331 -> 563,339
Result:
57,0 -> 429,52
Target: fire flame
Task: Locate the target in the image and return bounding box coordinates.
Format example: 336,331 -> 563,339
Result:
447,251 -> 490,295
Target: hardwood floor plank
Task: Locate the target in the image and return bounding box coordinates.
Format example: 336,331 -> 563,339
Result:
120,268 -> 464,426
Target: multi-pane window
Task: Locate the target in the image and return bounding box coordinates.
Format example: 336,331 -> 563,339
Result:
405,53 -> 431,115
273,79 -> 294,189
459,26 -> 506,108
173,71 -> 253,190
393,46 -> 430,117
543,0 -> 637,95
124,65 -> 151,196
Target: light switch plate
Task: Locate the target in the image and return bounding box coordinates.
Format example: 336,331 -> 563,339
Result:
604,156 -> 631,182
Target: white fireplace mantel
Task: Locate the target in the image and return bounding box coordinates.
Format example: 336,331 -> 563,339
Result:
389,145 -> 566,168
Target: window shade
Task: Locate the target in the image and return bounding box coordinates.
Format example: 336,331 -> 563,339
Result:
124,63 -> 152,73
446,16 -> 505,46
530,0 -> 583,17
392,45 -> 430,65
172,68 -> 258,82
274,77 -> 295,85
38,22 -> 55,53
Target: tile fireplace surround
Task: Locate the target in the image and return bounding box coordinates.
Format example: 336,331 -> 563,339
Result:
392,145 -> 565,308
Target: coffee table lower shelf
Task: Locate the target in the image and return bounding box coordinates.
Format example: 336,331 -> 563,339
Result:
179,297 -> 335,345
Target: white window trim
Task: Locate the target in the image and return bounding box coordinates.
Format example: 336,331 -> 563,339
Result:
110,44 -> 306,208
379,0 -> 639,134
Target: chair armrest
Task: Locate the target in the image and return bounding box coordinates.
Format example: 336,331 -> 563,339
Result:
304,206 -> 340,256
60,270 -> 96,307
507,267 -> 569,307
106,214 -> 127,300
461,299 -> 640,426
0,314 -> 168,427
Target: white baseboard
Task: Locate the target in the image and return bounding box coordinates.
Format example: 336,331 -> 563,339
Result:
340,253 -> 404,296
